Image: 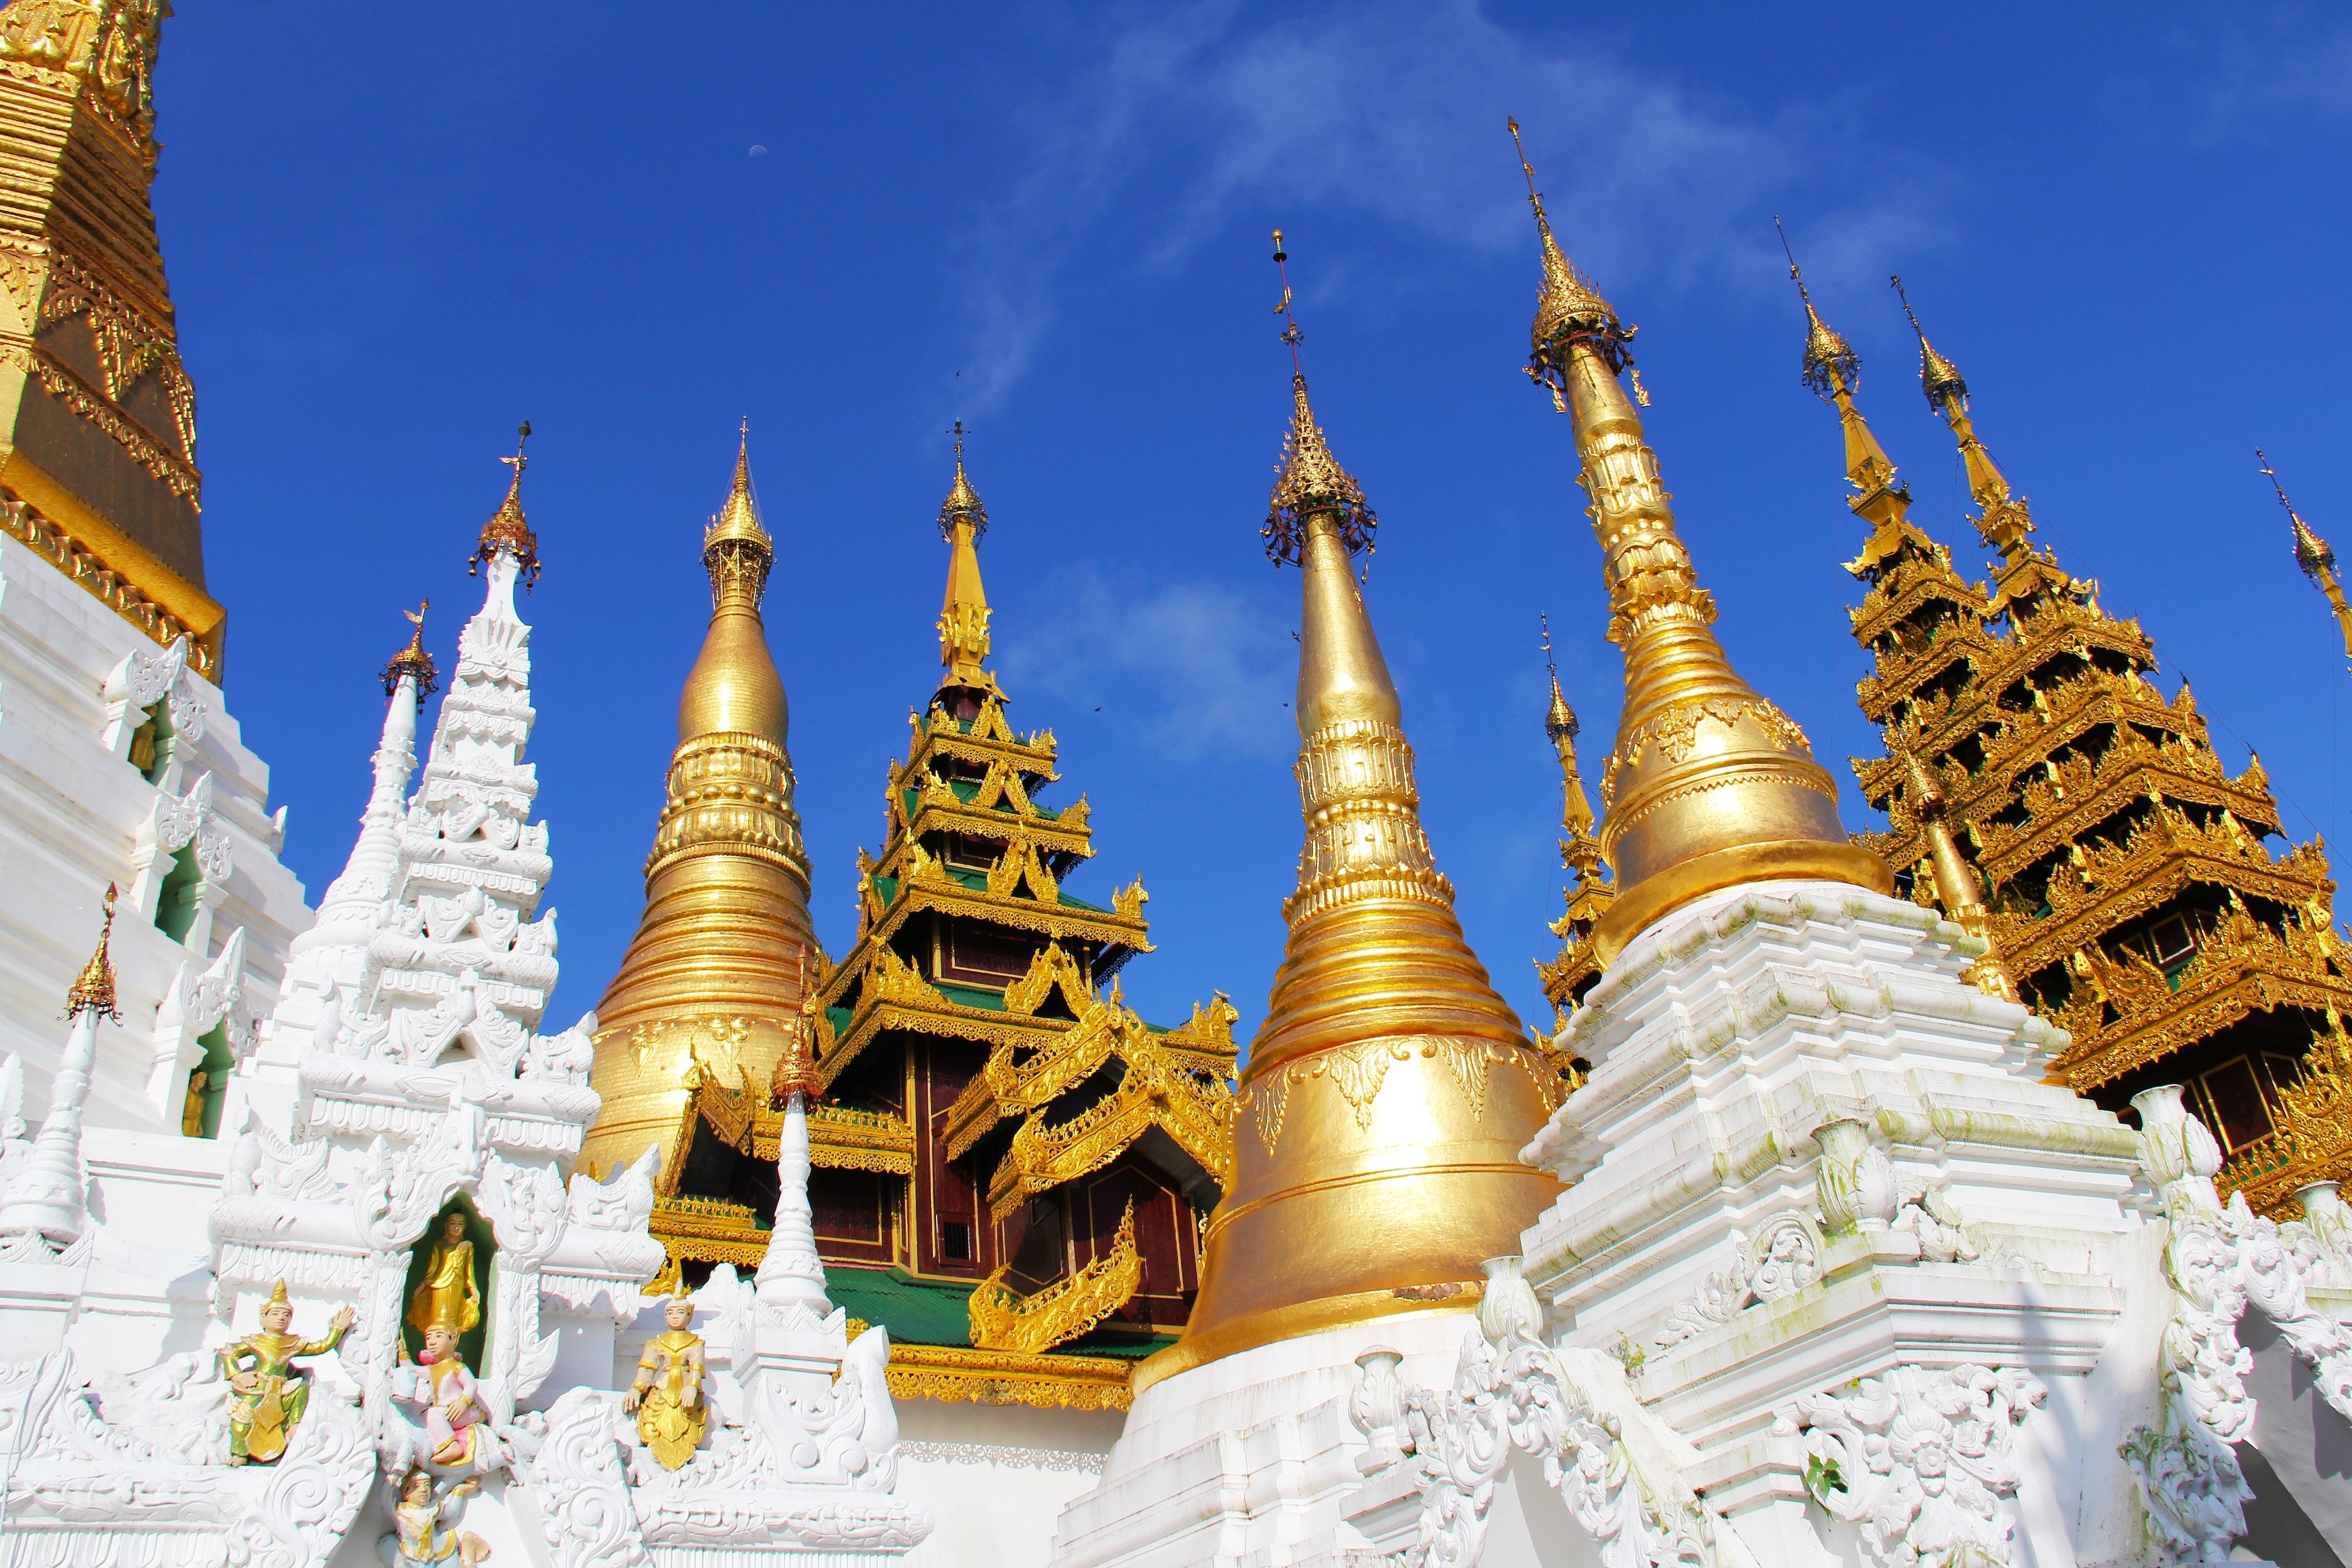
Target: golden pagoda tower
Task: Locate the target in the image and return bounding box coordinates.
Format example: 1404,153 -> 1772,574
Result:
1799,263 -> 2350,1214
1144,235 -> 1562,1391
1533,617 -> 1615,1018
583,427 -> 816,1188
0,1 -> 220,674
2261,451 -> 2352,668
1508,125 -> 1890,968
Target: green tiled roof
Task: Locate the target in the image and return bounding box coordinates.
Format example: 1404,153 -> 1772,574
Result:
827,1267 -> 975,1348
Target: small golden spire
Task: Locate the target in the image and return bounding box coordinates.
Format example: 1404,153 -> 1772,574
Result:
378,601 -> 440,699
1513,127 -> 1889,963
1776,221 -> 1910,542
470,421 -> 542,589
939,419 -> 988,540
1898,749 -> 2021,1002
1775,218 -> 1859,402
64,885 -> 120,1022
1509,119 -> 1644,409
2261,449 -> 2352,665
1541,613 -> 1599,853
936,419 -> 1000,695
678,425 -> 786,740
1890,277 -> 2065,611
706,417 -> 771,557
1264,231 -> 1376,567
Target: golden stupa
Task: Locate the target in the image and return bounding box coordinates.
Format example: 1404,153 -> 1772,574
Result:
582,427 -> 816,1181
1141,241 -> 1563,1390
1510,124 -> 1890,962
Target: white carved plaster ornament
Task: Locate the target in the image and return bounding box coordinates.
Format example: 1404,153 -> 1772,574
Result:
148,924 -> 253,1116
1377,1256 -> 1763,1568
125,769 -> 235,951
100,633 -> 206,769
1776,1362 -> 2047,1568
2121,1084 -> 2352,1566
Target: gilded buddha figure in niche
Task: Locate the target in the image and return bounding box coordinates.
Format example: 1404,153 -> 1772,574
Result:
217,1278 -> 356,1465
623,1294 -> 708,1469
406,1210 -> 482,1342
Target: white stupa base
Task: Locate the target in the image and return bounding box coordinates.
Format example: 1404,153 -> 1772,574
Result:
1047,1308 -> 1478,1568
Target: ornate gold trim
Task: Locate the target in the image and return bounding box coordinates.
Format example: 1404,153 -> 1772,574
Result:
968,1200 -> 1139,1354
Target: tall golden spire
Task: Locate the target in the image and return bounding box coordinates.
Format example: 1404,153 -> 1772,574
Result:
585,422 -> 815,1180
1891,277 -> 2074,616
2261,450 -> 2352,667
1145,232 -> 1561,1392
1511,127 -> 1889,963
936,419 -> 1000,697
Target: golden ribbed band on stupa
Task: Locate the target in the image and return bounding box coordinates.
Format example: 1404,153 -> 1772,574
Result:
1141,244 -> 1560,1392
1512,127 -> 1890,964
584,426 -> 815,1184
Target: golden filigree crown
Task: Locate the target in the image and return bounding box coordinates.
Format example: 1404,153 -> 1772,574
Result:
1264,374 -> 1375,566
64,884 -> 119,1022
380,602 -> 440,698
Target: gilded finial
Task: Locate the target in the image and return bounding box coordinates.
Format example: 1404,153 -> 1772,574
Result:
2261,450 -> 2336,583
2261,449 -> 2352,666
1510,118 -> 1644,410
64,885 -> 120,1022
939,419 -> 989,541
1263,231 -> 1375,566
1776,217 -> 1859,402
470,421 -> 542,589
1890,276 -> 1967,420
379,601 -> 440,699
267,1277 -> 292,1308
1541,612 -> 1576,745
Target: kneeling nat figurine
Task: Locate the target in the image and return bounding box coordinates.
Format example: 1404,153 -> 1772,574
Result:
397,1324 -> 492,1468
382,1467 -> 491,1568
218,1277 -> 356,1465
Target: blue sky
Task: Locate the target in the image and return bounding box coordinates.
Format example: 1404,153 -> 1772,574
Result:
161,4 -> 2352,1045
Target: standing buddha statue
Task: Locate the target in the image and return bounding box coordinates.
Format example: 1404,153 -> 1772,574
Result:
622,1294 -> 708,1469
406,1210 -> 481,1343
217,1278 -> 356,1465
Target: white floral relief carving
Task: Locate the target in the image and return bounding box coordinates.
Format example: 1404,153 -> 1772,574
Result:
1776,1363 -> 2046,1568
2121,1086 -> 2352,1567
1385,1259 -> 1754,1568
1653,1213 -> 1823,1348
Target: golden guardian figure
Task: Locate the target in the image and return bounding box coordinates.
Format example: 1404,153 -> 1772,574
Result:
622,1294 -> 708,1469
218,1279 -> 356,1465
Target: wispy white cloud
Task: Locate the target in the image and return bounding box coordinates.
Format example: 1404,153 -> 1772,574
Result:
996,564 -> 1297,762
948,0 -> 1948,412
2174,12 -> 2352,143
